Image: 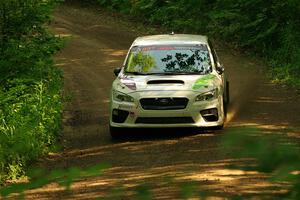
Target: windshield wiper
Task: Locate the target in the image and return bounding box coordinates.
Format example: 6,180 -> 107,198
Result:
125,72 -> 204,75
167,72 -> 202,75
125,72 -> 148,75
144,72 -> 203,75
143,72 -> 174,75
125,72 -> 175,75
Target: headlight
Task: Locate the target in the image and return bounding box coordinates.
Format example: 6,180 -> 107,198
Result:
113,90 -> 134,102
195,88 -> 218,101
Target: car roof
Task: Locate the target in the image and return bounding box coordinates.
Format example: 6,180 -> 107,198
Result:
132,34 -> 209,46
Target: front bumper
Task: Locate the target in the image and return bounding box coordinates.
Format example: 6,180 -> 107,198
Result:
109,90 -> 224,128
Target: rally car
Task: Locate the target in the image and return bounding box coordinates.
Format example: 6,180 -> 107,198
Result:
109,34 -> 229,138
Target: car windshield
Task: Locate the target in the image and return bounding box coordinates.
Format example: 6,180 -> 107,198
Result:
124,45 -> 212,75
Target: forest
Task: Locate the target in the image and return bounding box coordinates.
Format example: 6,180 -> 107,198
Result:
98,0 -> 300,86
0,0 -> 63,183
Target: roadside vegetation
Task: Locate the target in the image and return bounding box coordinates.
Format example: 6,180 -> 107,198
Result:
97,0 -> 300,87
0,0 -> 63,183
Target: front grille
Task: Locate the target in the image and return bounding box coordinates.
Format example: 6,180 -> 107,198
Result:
140,98 -> 189,110
147,80 -> 184,84
135,117 -> 194,124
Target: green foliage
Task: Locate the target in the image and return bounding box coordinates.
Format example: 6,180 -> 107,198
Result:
223,127 -> 300,199
0,0 -> 64,183
97,0 -> 300,87
135,184 -> 152,200
0,163 -> 111,198
127,52 -> 156,72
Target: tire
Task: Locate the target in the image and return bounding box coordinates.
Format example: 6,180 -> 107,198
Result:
109,126 -> 120,140
223,96 -> 227,119
226,80 -> 230,105
223,80 -> 230,118
213,124 -> 224,130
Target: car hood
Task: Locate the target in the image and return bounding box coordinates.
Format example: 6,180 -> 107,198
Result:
113,73 -> 222,94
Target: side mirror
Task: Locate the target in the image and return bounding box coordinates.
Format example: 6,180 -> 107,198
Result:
216,63 -> 224,75
113,67 -> 121,76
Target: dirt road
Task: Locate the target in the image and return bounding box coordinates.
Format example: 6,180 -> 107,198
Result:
26,1 -> 300,199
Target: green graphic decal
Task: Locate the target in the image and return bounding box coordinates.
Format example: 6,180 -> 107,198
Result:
192,74 -> 216,90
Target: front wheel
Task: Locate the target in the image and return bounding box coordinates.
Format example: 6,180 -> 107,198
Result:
225,80 -> 230,105
109,126 -> 121,140
212,124 -> 224,130
223,80 -> 230,119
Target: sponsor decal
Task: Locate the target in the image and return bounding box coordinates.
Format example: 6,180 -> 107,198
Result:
118,104 -> 134,111
120,78 -> 136,90
192,74 -> 216,90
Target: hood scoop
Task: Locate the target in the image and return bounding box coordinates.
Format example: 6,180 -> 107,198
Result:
147,80 -> 185,85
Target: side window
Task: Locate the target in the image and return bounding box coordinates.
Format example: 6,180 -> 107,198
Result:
208,40 -> 219,66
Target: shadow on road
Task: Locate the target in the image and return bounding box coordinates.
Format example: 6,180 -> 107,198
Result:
110,128 -> 222,142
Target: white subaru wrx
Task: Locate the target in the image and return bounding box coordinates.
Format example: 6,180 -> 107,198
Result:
109,34 -> 229,138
